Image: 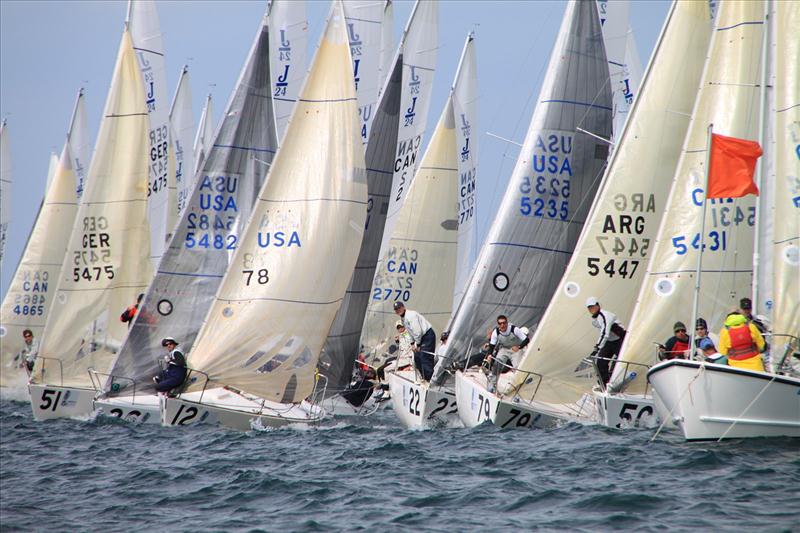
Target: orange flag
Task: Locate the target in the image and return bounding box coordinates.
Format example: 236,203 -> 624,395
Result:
707,133 -> 762,199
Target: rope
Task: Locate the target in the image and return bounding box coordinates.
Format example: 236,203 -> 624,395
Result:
651,364 -> 706,442
716,373 -> 777,442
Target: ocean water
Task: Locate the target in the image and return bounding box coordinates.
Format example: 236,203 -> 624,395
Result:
1,397 -> 798,532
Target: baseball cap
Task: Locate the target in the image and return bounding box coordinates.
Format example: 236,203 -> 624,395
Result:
740,297 -> 752,310
393,301 -> 405,310
695,318 -> 708,329
585,296 -> 599,307
161,337 -> 178,346
699,338 -> 715,350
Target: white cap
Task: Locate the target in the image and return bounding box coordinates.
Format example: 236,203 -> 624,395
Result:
585,296 -> 599,307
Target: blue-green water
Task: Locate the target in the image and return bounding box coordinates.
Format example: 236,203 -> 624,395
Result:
1,398 -> 798,532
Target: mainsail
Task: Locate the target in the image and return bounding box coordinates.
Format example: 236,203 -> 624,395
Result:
0,89 -> 87,386
269,0 -> 308,141
361,33 -> 477,351
169,65 -> 196,222
514,0 -> 713,404
193,93 -> 214,176
106,7 -> 281,394
31,30 -> 152,389
69,90 -> 91,199
0,120 -> 10,263
317,0 -> 436,392
441,0 -> 612,369
183,1 -> 367,404
128,0 -> 171,267
614,0 -> 765,394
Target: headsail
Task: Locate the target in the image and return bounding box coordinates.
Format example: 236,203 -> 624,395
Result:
0,120 -> 10,263
193,93 -> 214,176
106,7 -> 280,394
441,0 -> 612,370
128,0 -> 171,267
613,0 -> 765,394
183,1 -> 367,403
514,0 -> 713,404
0,90 -> 87,386
32,31 -> 152,389
169,65 -> 196,222
268,0 -> 308,141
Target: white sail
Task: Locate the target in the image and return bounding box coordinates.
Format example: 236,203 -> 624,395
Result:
514,0 -> 713,404
378,0 -> 394,97
44,153 -> 59,195
343,0 -> 384,145
32,30 -> 152,389
169,65 -> 196,223
452,33 -> 479,309
771,0 -> 799,342
184,2 -> 367,403
193,93 -> 214,176
128,0 -> 171,267
0,120 -> 10,263
377,0 -> 437,260
269,0 -> 308,141
614,0 -> 765,394
69,89 -> 91,199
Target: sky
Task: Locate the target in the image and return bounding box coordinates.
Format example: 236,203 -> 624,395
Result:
0,0 -> 670,298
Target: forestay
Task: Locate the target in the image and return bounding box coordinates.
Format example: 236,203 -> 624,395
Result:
193,94 -> 214,176
128,0 -> 171,266
440,0 -> 612,371
515,0 -> 713,404
32,31 -> 152,389
183,2 -> 367,404
0,121 -> 10,263
377,0 -> 438,260
169,65 -> 196,222
343,0 -> 384,144
269,0 -> 308,142
0,90 -> 87,386
106,10 -> 280,395
614,0 -> 765,394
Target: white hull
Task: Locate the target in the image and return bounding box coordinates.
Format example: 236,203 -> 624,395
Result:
320,390 -> 391,417
161,388 -> 324,431
648,360 -> 800,441
387,370 -> 460,429
94,394 -> 160,424
29,384 -> 97,421
594,389 -> 659,429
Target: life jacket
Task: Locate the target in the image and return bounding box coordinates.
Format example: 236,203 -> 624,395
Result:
666,338 -> 690,359
726,324 -> 759,360
494,325 -> 523,350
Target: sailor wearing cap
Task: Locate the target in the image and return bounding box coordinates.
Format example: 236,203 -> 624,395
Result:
153,337 -> 187,393
585,297 -> 626,385
659,322 -> 691,361
393,302 -> 436,381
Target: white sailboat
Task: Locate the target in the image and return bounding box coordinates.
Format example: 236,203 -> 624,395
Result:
0,89 -> 87,392
647,0 -> 800,441
128,0 -> 171,267
0,120 -> 10,263
29,29 -> 153,421
370,33 -> 477,429
169,65 -> 196,225
161,1 -> 368,431
193,93 -> 214,177
447,0 -> 612,429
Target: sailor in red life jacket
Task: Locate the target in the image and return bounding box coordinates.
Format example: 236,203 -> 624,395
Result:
120,293 -> 144,328
659,321 -> 692,361
718,312 -> 766,372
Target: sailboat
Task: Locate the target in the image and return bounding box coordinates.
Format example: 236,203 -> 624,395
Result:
0,120 -> 10,263
161,0 -> 368,431
0,90 -> 87,392
193,93 -> 214,176
28,29 -> 153,421
316,0 -> 437,410
94,2 -> 286,423
446,0 -> 612,428
128,0 -> 171,268
647,0 -> 799,441
371,33 -> 477,429
169,65 -> 196,224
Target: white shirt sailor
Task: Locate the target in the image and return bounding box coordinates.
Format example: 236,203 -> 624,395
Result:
400,309 -> 433,345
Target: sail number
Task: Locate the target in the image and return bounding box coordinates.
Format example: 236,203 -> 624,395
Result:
587,257 -> 639,279
519,175 -> 570,221
671,230 -> 727,255
147,125 -> 169,198
72,216 -> 115,283
242,269 -> 269,286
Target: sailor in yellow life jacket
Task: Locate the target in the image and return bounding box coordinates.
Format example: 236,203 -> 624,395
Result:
718,313 -> 766,372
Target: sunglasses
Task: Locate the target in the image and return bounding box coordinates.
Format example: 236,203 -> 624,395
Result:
675,329 -> 686,333
497,321 -> 508,326
695,326 -> 706,331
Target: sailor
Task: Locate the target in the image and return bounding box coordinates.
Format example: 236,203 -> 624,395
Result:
17,329 -> 39,373
738,297 -> 768,334
659,321 -> 692,361
393,321 -> 414,369
487,315 -> 529,374
693,318 -> 719,358
120,293 -> 144,328
393,301 -> 436,381
153,337 -> 188,393
586,297 -> 626,384
432,331 -> 450,378
699,337 -> 727,365
718,312 -> 766,372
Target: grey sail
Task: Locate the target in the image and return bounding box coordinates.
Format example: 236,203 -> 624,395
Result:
441,0 -> 612,371
317,55 -> 402,392
106,11 -> 279,393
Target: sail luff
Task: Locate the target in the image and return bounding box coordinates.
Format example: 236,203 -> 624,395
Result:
193,93 -> 214,176
168,65 -> 196,225
378,0 -> 394,99
67,88 -> 91,199
268,0 -> 308,142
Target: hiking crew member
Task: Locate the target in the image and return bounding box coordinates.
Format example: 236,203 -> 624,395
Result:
393,302 -> 435,381
393,321 -> 414,370
586,297 -> 626,385
18,329 -> 39,373
660,322 -> 691,361
487,315 -> 529,374
153,337 -> 188,393
718,313 -> 766,372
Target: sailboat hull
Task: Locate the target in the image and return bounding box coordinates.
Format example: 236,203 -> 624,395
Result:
94,394 -> 160,424
647,360 -> 800,440
593,390 -> 659,429
387,370 -> 460,429
28,384 -> 97,421
454,370 -> 499,428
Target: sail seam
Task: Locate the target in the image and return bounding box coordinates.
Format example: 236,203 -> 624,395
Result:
157,270 -> 224,279
258,197 -> 368,205
298,97 -> 358,103
212,144 -> 276,153
540,99 -> 612,111
488,242 -> 573,254
715,21 -> 763,32
105,113 -> 149,118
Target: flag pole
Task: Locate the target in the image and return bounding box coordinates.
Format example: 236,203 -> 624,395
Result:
690,123 -> 713,357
